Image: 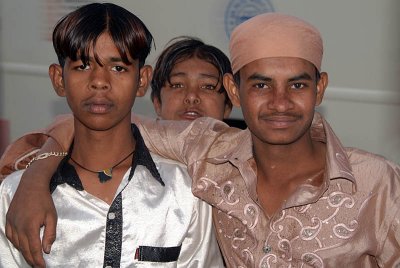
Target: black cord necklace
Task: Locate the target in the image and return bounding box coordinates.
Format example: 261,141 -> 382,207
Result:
70,150 -> 135,183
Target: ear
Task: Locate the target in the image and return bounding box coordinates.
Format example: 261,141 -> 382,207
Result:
136,65 -> 152,97
315,72 -> 328,106
223,73 -> 241,107
223,102 -> 232,119
49,64 -> 65,97
152,96 -> 162,117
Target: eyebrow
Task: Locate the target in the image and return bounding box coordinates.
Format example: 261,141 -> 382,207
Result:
170,72 -> 219,80
109,57 -> 125,62
247,72 -> 313,82
82,56 -> 125,63
247,73 -> 272,82
287,72 -> 313,82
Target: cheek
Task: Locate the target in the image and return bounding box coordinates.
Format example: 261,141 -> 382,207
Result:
240,93 -> 260,111
294,94 -> 317,110
157,93 -> 184,118
160,91 -> 183,108
206,93 -> 226,104
202,94 -> 227,108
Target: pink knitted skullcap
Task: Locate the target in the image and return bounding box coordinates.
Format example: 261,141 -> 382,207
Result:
230,13 -> 323,73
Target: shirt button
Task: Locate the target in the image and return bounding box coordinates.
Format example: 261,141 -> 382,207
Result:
304,255 -> 313,263
263,245 -> 272,253
108,212 -> 116,220
223,185 -> 231,194
246,206 -> 256,216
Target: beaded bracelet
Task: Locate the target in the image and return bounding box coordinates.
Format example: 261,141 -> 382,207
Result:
25,152 -> 68,168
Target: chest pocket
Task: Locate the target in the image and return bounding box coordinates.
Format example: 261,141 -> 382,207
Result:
135,245 -> 181,262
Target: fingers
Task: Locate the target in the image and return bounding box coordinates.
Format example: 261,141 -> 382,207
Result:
6,209 -> 47,267
6,222 -> 47,267
5,220 -> 36,266
4,165 -> 57,268
18,234 -> 36,266
26,226 -> 46,267
42,213 -> 57,254
5,221 -> 17,249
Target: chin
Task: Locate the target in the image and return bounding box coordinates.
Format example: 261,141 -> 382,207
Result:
80,119 -> 120,132
257,133 -> 299,145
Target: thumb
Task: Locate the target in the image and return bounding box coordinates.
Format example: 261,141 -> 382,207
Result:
42,214 -> 57,254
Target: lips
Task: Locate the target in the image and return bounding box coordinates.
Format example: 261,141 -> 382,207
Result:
84,99 -> 114,114
180,110 -> 203,120
261,114 -> 300,128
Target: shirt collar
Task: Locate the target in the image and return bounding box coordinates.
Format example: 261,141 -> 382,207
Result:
225,112 -> 358,202
282,113 -> 357,207
50,124 -> 164,193
311,112 -> 356,187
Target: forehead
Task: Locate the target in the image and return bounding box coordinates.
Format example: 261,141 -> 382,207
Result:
83,33 -> 135,64
241,57 -> 316,77
90,33 -> 118,55
171,57 -> 219,75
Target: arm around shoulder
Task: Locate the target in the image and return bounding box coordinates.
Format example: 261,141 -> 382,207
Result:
133,114 -> 236,167
0,114 -> 74,181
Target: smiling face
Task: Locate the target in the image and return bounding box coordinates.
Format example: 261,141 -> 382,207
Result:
50,32 -> 151,132
152,57 -> 232,121
225,57 -> 328,147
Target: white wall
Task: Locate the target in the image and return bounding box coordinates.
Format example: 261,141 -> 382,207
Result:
0,0 -> 399,162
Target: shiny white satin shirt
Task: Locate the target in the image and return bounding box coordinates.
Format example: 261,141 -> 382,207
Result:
0,152 -> 223,267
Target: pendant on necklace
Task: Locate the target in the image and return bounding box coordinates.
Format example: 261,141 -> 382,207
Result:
98,168 -> 113,183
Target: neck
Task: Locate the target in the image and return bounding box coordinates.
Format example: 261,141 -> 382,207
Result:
253,132 -> 325,185
71,119 -> 135,167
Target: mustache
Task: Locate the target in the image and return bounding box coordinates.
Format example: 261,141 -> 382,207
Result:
260,112 -> 302,119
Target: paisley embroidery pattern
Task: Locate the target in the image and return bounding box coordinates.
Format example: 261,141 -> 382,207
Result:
193,149 -> 372,267
261,182 -> 368,267
210,178 -> 370,267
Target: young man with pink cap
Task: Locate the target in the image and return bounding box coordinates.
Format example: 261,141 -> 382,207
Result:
1,13 -> 400,267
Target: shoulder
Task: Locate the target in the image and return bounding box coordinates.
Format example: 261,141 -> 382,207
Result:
345,147 -> 400,192
150,153 -> 192,188
151,153 -> 187,168
346,147 -> 399,176
149,153 -> 205,212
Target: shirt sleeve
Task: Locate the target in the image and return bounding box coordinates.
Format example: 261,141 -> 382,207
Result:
0,171 -> 32,267
378,204 -> 400,266
0,114 -> 74,181
133,115 -> 239,166
177,197 -> 224,267
377,161 -> 400,266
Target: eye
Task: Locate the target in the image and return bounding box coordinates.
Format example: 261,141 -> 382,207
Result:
112,65 -> 128,72
291,83 -> 306,90
76,63 -> 90,71
170,83 -> 184,89
201,84 -> 217,91
254,83 -> 269,89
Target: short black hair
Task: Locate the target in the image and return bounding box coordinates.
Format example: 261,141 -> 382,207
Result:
150,36 -> 232,108
53,3 -> 153,68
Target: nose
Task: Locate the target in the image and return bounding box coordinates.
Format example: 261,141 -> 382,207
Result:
267,89 -> 293,112
184,87 -> 200,105
89,67 -> 110,91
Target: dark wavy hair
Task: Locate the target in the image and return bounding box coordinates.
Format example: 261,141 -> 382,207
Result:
151,36 -> 232,108
52,3 -> 153,68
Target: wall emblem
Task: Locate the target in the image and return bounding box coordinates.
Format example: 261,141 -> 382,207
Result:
225,0 -> 274,38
